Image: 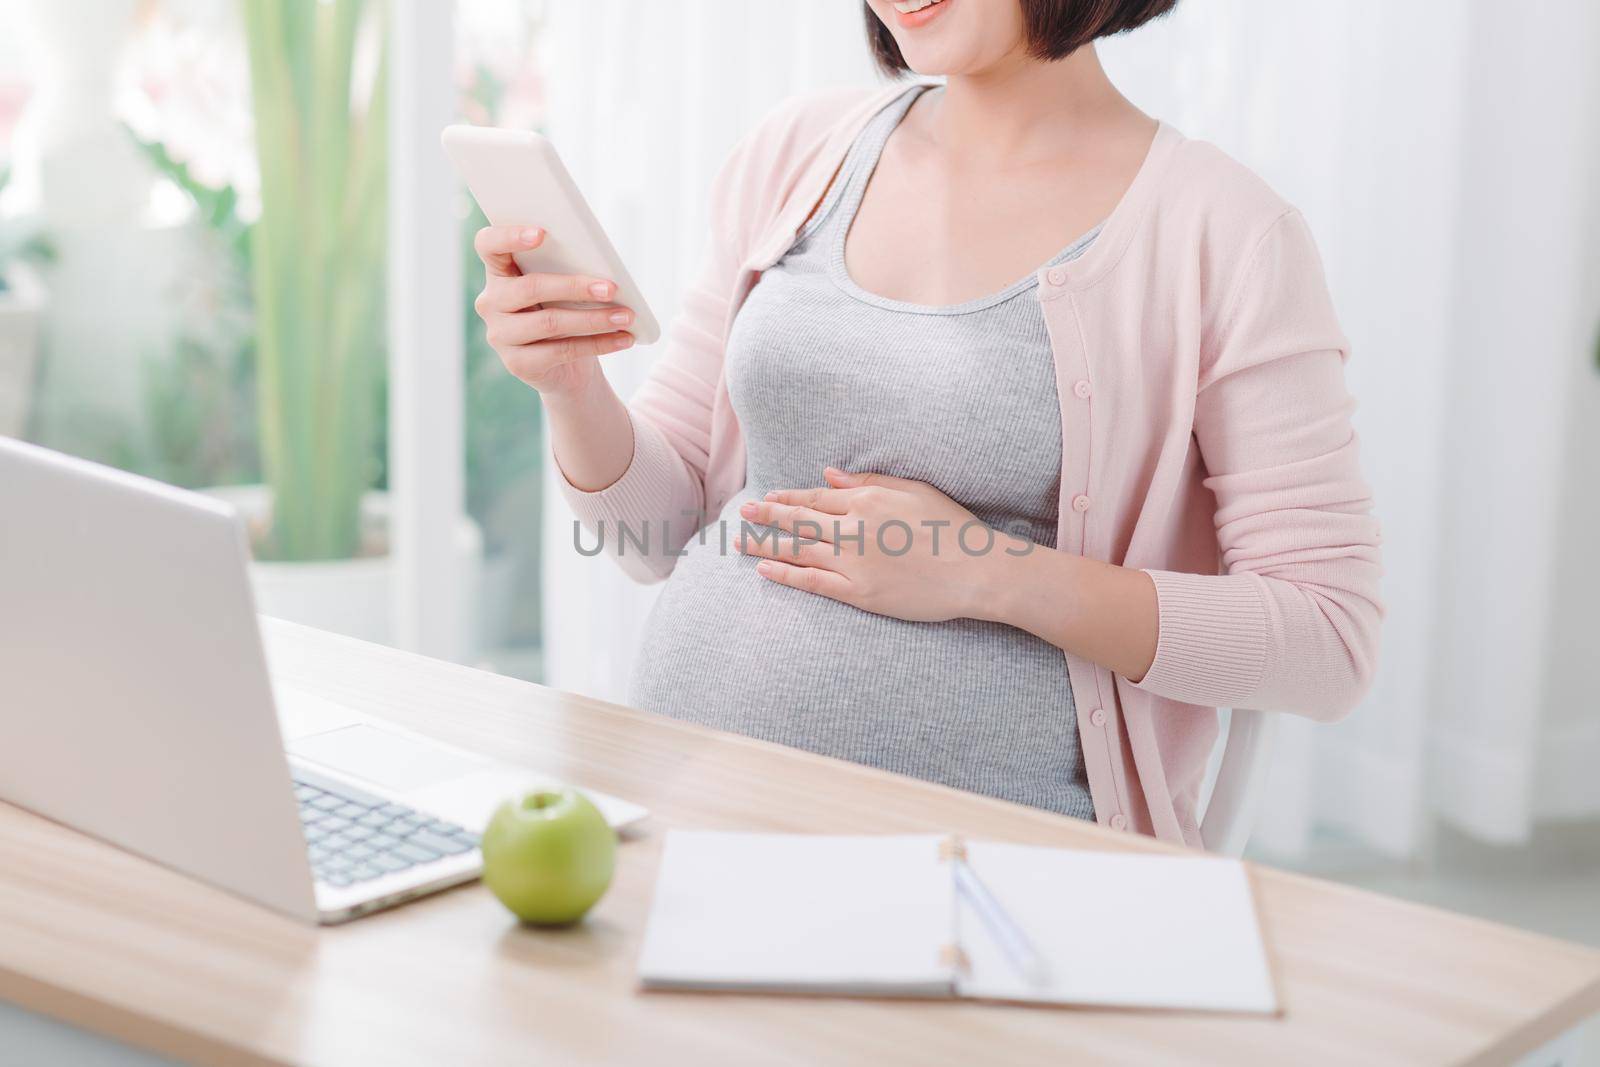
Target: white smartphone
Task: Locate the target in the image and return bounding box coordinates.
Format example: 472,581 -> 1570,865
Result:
441,124 -> 661,346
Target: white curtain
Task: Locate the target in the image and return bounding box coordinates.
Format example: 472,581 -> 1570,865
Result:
539,0 -> 1600,859
1100,0 -> 1600,857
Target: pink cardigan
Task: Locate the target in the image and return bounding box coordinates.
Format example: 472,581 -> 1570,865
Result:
563,83 -> 1383,847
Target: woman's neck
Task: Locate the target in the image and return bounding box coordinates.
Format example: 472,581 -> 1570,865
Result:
927,45 -> 1147,168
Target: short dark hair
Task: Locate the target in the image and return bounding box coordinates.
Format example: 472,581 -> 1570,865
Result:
864,0 -> 1179,75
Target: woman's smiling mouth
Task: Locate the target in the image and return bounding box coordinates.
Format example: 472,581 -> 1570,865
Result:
890,0 -> 951,30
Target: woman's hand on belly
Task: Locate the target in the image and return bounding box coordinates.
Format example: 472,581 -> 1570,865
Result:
735,467 -> 1005,623
737,467 -> 1160,682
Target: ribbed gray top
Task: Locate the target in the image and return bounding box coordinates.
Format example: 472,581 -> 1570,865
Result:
630,86 -> 1097,819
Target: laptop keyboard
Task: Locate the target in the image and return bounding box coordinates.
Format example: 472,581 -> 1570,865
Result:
292,766 -> 479,888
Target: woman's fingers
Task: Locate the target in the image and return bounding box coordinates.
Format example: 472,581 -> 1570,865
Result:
738,499 -> 838,542
480,271 -> 617,313
824,466 -> 917,491
472,226 -> 635,393
502,332 -> 634,377
752,558 -> 853,600
734,529 -> 842,571
487,304 -> 635,347
761,470 -> 921,518
761,486 -> 861,515
473,225 -> 544,277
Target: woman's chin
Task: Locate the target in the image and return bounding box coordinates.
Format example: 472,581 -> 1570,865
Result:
896,50 -> 969,77
893,37 -> 995,78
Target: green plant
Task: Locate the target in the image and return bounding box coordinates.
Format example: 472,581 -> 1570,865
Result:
132,138 -> 253,268
242,0 -> 388,560
123,136 -> 260,489
0,165 -> 56,292
124,19 -> 546,569
128,332 -> 261,488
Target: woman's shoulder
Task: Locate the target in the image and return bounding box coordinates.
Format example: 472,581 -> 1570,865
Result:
1157,133 -> 1304,249
1142,132 -> 1341,361
708,84 -> 912,244
718,84 -> 907,191
1136,131 -> 1334,331
754,85 -> 899,143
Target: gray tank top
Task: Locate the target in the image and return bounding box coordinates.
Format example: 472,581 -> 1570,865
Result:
630,85 -> 1097,819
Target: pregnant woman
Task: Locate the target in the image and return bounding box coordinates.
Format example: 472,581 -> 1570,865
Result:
472,0 -> 1382,845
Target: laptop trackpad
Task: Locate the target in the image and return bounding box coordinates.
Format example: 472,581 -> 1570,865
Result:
287,724 -> 488,792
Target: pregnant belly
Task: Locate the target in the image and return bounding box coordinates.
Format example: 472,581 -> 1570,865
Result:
627,496 -> 1094,818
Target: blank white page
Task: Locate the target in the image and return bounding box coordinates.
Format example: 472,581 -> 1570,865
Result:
956,843 -> 1277,1014
637,831 -> 955,996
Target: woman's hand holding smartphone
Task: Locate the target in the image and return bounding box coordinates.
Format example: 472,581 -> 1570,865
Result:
446,124 -> 658,491
471,223 -> 639,491
472,224 -> 637,400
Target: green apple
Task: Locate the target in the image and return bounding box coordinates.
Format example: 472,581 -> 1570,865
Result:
481,788 -> 616,925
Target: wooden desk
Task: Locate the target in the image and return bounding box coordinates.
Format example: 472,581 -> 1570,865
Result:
2,619 -> 1597,1066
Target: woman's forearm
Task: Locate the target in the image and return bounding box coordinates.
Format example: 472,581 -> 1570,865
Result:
543,373 -> 636,493
973,537 -> 1159,683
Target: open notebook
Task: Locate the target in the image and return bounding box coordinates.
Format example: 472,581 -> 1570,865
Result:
638,831 -> 1277,1014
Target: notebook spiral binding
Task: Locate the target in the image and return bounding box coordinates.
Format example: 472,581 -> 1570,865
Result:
938,943 -> 971,974
938,837 -> 971,973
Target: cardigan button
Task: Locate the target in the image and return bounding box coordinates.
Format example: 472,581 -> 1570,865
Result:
1073,379 -> 1092,400
1071,494 -> 1092,513
1109,813 -> 1128,832
1089,708 -> 1107,728
1046,266 -> 1067,287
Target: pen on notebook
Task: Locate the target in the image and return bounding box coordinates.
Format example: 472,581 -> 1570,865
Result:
952,857 -> 1052,988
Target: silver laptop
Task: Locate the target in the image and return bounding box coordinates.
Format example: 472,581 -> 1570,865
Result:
0,437 -> 646,924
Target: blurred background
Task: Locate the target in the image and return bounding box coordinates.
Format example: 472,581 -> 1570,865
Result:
1,0 -> 1597,1054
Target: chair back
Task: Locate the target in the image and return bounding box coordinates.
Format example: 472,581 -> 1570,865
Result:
1199,708 -> 1278,856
